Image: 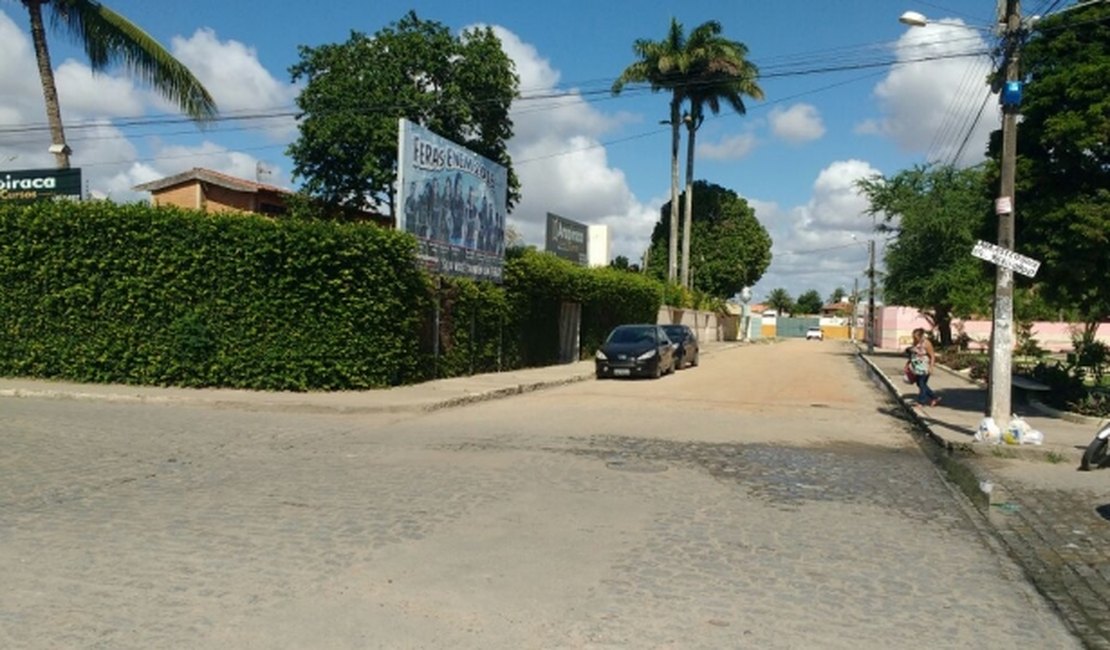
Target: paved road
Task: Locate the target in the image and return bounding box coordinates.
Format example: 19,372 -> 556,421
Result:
0,340 -> 1079,648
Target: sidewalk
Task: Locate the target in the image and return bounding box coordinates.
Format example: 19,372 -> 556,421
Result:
861,348 -> 1099,462
0,340 -> 741,414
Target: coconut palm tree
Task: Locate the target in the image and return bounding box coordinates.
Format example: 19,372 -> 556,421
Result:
21,0 -> 217,169
766,288 -> 793,316
678,24 -> 763,288
612,18 -> 689,284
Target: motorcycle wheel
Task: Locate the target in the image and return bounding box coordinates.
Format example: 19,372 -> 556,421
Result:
1080,437 -> 1109,471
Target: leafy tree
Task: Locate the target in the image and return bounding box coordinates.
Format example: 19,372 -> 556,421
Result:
828,287 -> 847,304
1006,1 -> 1110,330
611,18 -> 687,283
643,180 -> 771,298
857,164 -> 992,346
20,0 -> 217,169
766,288 -> 793,315
795,289 -> 823,315
679,23 -> 762,289
609,255 -> 641,273
288,11 -> 519,216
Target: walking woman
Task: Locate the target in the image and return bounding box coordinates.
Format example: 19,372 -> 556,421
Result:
909,328 -> 940,407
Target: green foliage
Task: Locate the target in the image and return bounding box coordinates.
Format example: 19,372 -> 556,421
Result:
1012,2 -> 1110,325
857,164 -> 993,345
828,287 -> 846,304
0,206 -> 664,389
644,181 -> 771,297
428,276 -> 514,378
0,201 -> 428,390
766,288 -> 793,315
503,250 -> 663,366
288,11 -> 520,214
794,289 -> 823,315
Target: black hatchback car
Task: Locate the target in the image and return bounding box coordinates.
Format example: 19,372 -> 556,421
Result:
662,324 -> 699,369
595,324 -> 676,379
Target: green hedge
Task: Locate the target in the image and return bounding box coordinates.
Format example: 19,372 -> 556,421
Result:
503,250 -> 662,365
0,204 -> 664,389
0,201 -> 428,390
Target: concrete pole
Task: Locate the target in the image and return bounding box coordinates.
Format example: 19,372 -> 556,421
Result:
988,0 -> 1021,430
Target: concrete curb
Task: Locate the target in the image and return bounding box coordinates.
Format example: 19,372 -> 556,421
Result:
0,375 -> 597,415
857,349 -> 1000,513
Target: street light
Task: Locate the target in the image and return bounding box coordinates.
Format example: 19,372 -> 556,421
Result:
898,11 -> 928,27
901,2 -> 1022,429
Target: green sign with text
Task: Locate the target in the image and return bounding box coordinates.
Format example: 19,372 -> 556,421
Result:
0,168 -> 82,203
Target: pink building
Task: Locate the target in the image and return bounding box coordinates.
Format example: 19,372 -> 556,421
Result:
875,306 -> 1110,352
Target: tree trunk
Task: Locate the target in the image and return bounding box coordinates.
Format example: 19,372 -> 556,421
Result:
667,95 -> 680,284
934,306 -> 953,347
26,0 -> 71,169
680,118 -> 696,289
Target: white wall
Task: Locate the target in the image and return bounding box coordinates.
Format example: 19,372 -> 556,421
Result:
587,225 -> 610,268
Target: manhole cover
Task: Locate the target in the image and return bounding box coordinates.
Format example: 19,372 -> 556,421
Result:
606,459 -> 668,473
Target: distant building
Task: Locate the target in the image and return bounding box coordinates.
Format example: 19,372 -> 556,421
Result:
587,224 -> 611,268
133,168 -> 292,216
133,167 -> 391,226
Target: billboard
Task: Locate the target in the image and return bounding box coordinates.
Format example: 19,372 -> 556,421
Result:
0,168 -> 81,203
396,119 -> 507,282
545,213 -> 589,266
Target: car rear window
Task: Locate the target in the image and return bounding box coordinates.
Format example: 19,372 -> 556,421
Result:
607,326 -> 655,343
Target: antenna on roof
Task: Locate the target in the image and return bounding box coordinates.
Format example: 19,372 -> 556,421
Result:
256,161 -> 273,183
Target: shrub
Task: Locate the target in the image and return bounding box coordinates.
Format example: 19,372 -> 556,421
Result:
0,201 -> 427,390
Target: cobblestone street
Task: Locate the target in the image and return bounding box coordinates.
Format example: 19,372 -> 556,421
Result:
0,342 -> 1083,648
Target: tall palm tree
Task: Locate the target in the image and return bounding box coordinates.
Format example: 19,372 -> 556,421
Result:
612,18 -> 689,284
21,0 -> 217,169
678,22 -> 763,288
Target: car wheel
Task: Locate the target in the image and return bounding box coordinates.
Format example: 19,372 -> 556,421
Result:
691,352 -> 699,367
652,362 -> 662,379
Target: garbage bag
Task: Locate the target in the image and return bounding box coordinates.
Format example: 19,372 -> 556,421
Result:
1004,416 -> 1034,445
975,417 -> 1001,444
1023,429 -> 1044,445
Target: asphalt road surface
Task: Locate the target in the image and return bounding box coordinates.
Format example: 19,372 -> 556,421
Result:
0,340 -> 1080,648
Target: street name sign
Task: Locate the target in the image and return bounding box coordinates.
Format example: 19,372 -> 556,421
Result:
971,240 -> 1041,278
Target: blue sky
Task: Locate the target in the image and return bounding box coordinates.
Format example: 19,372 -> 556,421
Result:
0,0 -> 1029,302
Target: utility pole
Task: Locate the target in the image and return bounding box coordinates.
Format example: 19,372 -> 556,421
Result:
988,0 -> 1022,429
852,277 -> 859,342
867,239 -> 876,354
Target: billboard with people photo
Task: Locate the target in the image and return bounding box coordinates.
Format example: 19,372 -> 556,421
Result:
396,119 -> 507,282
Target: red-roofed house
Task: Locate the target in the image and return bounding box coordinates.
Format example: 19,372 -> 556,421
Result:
133,168 -> 293,216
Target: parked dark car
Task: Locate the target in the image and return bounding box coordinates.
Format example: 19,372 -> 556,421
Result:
662,324 -> 699,369
595,324 -> 676,379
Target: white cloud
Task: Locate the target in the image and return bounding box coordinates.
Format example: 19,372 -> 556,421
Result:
171,28 -> 299,140
860,21 -> 996,166
748,160 -> 886,302
54,59 -> 147,119
697,132 -> 758,161
0,9 -> 286,203
769,103 -> 825,144
489,25 -> 658,262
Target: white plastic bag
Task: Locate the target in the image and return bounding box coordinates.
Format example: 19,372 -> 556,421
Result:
1004,416 -> 1034,445
1023,429 -> 1044,445
975,417 -> 1001,444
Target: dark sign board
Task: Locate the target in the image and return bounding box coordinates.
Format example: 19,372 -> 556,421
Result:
396,119 -> 507,283
0,168 -> 82,203
545,212 -> 588,266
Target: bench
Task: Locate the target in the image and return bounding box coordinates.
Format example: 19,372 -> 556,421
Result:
1012,375 -> 1050,403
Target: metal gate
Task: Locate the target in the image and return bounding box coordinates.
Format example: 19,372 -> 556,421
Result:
776,317 -> 819,338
